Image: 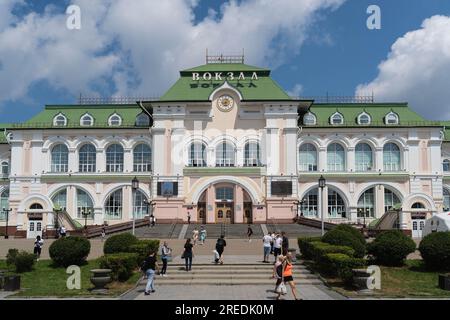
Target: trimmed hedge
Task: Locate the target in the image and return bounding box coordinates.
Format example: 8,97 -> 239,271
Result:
6,248 -> 19,266
98,253 -> 139,282
128,240 -> 160,265
322,229 -> 366,258
103,233 -> 138,254
367,230 -> 416,266
319,253 -> 366,284
11,251 -> 36,273
419,232 -> 450,271
49,236 -> 91,267
333,224 -> 366,246
298,237 -> 322,260
310,241 -> 355,262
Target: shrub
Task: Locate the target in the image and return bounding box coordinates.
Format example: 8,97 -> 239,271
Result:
14,251 -> 36,273
319,253 -> 366,284
98,253 -> 139,282
367,230 -> 416,266
310,241 -> 355,262
298,237 -> 322,260
419,232 -> 450,271
334,224 -> 366,246
6,248 -> 19,266
128,240 -> 160,265
49,236 -> 91,267
322,229 -> 366,258
103,233 -> 138,254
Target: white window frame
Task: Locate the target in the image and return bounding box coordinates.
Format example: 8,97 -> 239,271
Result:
330,112 -> 344,125
76,188 -> 94,219
443,159 -> 450,172
105,189 -> 123,220
327,143 -> 346,172
357,112 -> 371,125
136,112 -> 150,127
299,143 -> 318,172
303,112 -> 317,126
133,144 -> 152,172
108,113 -> 122,126
355,143 -> 373,171
189,142 -> 207,167
385,112 -> 399,125
1,161 -> 9,176
216,142 -> 235,167
383,142 -> 401,171
106,144 -> 124,172
53,113 -> 67,127
79,144 -> 97,173
80,113 -> 94,127
244,142 -> 261,167
51,144 -> 69,173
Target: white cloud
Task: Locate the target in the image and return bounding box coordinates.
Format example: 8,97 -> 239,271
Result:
356,15 -> 450,120
0,0 -> 345,106
287,84 -> 304,97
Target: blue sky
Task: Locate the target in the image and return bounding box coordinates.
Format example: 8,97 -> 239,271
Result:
1,0 -> 450,123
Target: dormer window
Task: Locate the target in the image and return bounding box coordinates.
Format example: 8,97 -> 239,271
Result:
357,112 -> 371,125
80,113 -> 94,126
303,112 -> 317,125
53,113 -> 67,127
330,112 -> 344,125
136,112 -> 151,127
385,112 -> 399,125
108,113 -> 122,126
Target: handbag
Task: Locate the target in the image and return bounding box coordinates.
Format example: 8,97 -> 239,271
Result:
181,250 -> 186,259
276,282 -> 287,295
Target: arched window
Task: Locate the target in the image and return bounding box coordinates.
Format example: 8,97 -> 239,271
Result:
412,202 -> 425,209
355,143 -> 373,171
385,112 -> 399,125
216,187 -> 234,201
443,189 -> 450,211
53,114 -> 67,127
30,203 -> 43,210
301,189 -> 318,218
1,162 -> 9,175
303,112 -> 316,125
383,143 -> 401,171
330,112 -> 344,125
105,189 -> 123,220
358,188 -> 375,218
52,189 -> 67,211
108,114 -> 122,126
133,144 -> 152,172
299,143 -> 317,172
189,142 -> 206,167
136,112 -> 151,127
328,190 -> 346,218
133,189 -> 148,219
51,144 -> 69,173
80,114 -> 94,126
384,188 -> 401,212
77,189 -> 94,219
327,143 -> 345,172
106,144 -> 124,172
0,189 -> 9,220
244,142 -> 261,167
357,112 -> 371,125
443,159 -> 450,172
216,142 -> 235,167
79,144 -> 96,173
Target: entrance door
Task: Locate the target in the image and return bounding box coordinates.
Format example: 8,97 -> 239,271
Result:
244,202 -> 253,224
27,220 -> 43,239
412,219 -> 426,238
216,202 -> 233,224
197,202 -> 206,224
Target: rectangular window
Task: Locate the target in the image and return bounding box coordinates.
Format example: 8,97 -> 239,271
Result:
271,181 -> 293,196
157,182 -> 178,197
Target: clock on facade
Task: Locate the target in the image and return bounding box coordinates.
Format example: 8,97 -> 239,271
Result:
217,95 -> 234,112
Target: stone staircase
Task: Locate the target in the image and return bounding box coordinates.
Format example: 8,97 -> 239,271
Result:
142,263 -> 322,286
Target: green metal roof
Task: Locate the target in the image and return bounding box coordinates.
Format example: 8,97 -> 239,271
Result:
159,63 -> 290,102
11,104 -> 147,129
305,103 -> 442,128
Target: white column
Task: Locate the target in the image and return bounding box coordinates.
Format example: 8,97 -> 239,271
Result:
318,147 -> 327,172
124,148 -> 133,173
96,148 -> 105,173
236,147 -> 244,166
152,128 -> 166,175
171,127 -> 186,174
265,127 -> 279,175
347,147 -> 355,172
284,127 -> 298,175
68,148 -> 77,173
375,147 -> 383,171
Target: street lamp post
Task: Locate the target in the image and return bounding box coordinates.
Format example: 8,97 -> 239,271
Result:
53,206 -> 62,239
131,177 -> 139,236
81,209 -> 91,237
318,175 -> 326,236
3,207 -> 12,239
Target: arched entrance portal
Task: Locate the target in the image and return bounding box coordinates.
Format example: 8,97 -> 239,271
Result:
197,183 -> 253,224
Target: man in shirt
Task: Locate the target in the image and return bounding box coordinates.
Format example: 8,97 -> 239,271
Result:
281,231 -> 289,255
262,233 -> 273,263
273,233 -> 283,259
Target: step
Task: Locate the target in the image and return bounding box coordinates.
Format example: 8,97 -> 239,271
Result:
165,264 -> 308,269
160,269 -> 312,275
155,274 -> 318,280
140,279 -> 323,285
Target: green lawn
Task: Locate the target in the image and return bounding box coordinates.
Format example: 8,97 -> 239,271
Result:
315,260 -> 450,298
0,260 -> 141,298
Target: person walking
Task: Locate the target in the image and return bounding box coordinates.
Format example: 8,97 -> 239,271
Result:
182,238 -> 194,271
199,226 -> 207,245
281,253 -> 300,300
141,250 -> 159,295
215,235 -> 227,264
273,233 -> 282,260
101,226 -> 106,241
262,232 -> 272,263
281,231 -> 289,255
33,235 -> 44,261
150,215 -> 156,227
272,255 -> 285,295
160,241 -> 172,277
187,212 -> 191,225
59,225 -> 67,238
270,231 -> 276,255
247,225 -> 253,242
192,227 -> 199,245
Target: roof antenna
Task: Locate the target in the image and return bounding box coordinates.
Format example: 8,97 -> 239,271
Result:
206,48 -> 208,64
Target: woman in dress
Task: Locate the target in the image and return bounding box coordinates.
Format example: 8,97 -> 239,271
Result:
183,238 -> 194,271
